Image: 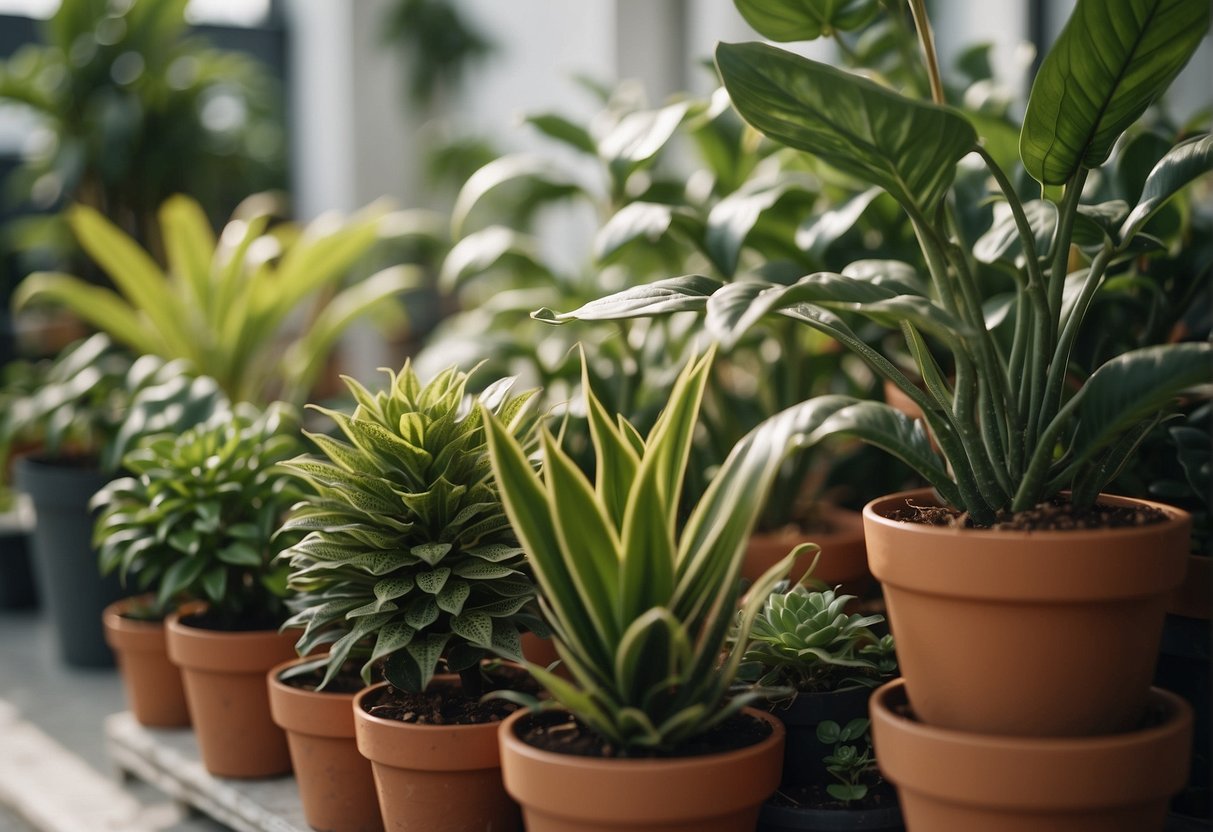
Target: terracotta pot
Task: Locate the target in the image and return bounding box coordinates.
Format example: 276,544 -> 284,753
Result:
499,706 -> 785,831
870,679 -> 1192,832
268,658 -> 382,832
1168,554 -> 1210,620
864,488 -> 1189,736
102,598 -> 190,728
353,681 -> 520,831
520,631 -> 560,668
165,611 -> 297,778
745,506 -> 869,596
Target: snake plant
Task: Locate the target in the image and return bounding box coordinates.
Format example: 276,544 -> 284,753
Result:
278,363 -> 540,695
536,0 -> 1213,526
485,348 -> 874,754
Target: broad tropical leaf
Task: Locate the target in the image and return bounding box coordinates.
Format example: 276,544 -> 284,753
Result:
1020,0 -> 1209,184
716,41 -> 977,212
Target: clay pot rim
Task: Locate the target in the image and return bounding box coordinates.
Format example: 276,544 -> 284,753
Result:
269,656 -> 363,705
165,608 -> 289,643
499,705 -> 786,772
352,680 -> 502,735
103,596 -> 166,634
871,678 -> 1190,755
864,487 -> 1189,542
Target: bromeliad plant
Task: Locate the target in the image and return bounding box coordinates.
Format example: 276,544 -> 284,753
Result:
277,363 -> 540,696
485,349 -> 852,754
739,582 -> 895,693
13,194 -> 416,407
540,0 -> 1213,526
91,403 -> 307,623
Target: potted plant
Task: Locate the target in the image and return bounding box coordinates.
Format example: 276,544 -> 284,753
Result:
276,362 -> 540,831
530,0 -> 1208,825
737,581 -> 900,831
485,347 -> 868,831
3,335 -> 220,665
13,192 -> 415,408
96,402 -> 308,776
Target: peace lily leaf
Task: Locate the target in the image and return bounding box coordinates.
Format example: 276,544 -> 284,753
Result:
1063,342 -> 1213,472
439,226 -> 545,292
705,177 -> 817,276
524,112 -> 597,154
735,0 -> 878,41
974,200 -> 1057,265
598,101 -> 692,178
796,188 -> 881,258
1121,134 -> 1213,241
594,202 -> 685,265
451,154 -> 583,238
716,41 -> 977,213
533,274 -> 722,324
1020,0 -> 1210,184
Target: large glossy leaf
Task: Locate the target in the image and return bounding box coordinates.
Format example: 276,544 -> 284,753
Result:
716,42 -> 977,213
533,274 -> 722,324
735,0 -> 878,41
974,200 -> 1057,265
1121,134 -> 1213,241
1064,342 -> 1213,468
1020,0 -> 1210,185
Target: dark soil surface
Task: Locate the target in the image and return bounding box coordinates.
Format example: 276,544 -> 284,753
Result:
515,709 -> 773,759
888,495 -> 1168,531
361,664 -> 537,725
280,662 -> 365,694
180,611 -> 285,632
769,779 -> 899,813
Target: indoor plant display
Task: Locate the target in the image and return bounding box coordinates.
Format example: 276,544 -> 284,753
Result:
540,0 -> 1210,736
3,334 -> 222,665
14,193 -> 415,407
486,349 -> 862,832
533,0 -> 1209,826
738,581 -> 900,831
277,362 -> 539,831
96,402 -> 308,776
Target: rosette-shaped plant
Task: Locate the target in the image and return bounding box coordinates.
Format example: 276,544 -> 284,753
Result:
279,363 -> 539,694
739,584 -> 895,691
91,403 -> 307,623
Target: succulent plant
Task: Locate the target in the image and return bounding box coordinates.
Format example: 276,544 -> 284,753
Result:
91,403 -> 307,623
817,718 -> 880,804
278,363 -> 540,695
739,584 -> 895,692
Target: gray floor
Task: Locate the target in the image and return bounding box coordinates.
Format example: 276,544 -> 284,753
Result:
0,608 -> 226,832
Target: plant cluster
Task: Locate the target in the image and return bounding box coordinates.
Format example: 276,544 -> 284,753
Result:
816,718 -> 879,804
278,363 -> 540,695
14,195 -> 415,407
543,0 -> 1213,525
91,403 -> 307,622
739,583 -> 895,692
0,333 -> 226,471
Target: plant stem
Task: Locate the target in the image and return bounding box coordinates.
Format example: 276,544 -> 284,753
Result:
1035,244 -> 1115,438
908,0 -> 946,105
1047,168 -> 1089,329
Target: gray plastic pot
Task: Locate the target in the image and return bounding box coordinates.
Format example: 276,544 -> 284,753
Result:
16,456 -> 122,666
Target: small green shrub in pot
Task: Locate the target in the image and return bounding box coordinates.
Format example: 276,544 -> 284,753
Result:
92,402 -> 307,625
817,718 -> 879,804
278,362 -> 540,695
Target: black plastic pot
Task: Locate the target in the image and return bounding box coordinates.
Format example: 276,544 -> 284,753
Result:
1156,611 -> 1211,824
15,456 -> 122,666
771,686 -> 874,786
759,801 -> 903,831
0,498 -> 37,609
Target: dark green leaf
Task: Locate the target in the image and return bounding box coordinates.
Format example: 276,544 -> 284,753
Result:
1020,0 -> 1210,184
716,41 -> 977,212
1121,134 -> 1213,241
